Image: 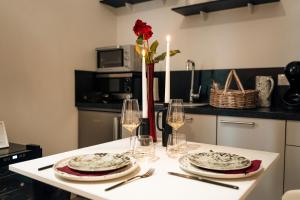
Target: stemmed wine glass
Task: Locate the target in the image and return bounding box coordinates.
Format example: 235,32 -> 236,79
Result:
167,99 -> 185,135
166,99 -> 186,157
121,99 -> 141,153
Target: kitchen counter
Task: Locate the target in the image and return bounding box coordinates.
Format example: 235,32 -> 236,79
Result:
76,102 -> 300,121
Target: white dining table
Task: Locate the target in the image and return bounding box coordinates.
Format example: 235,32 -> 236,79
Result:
9,138 -> 279,200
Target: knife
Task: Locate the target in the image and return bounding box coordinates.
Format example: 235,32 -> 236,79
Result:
168,172 -> 239,190
38,164 -> 54,171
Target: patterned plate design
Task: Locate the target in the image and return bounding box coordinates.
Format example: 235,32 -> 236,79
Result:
188,151 -> 251,171
68,153 -> 131,172
179,155 -> 263,179
54,156 -> 139,181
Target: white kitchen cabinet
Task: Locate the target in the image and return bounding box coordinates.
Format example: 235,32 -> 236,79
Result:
179,114 -> 216,144
285,120 -> 300,192
217,116 -> 285,200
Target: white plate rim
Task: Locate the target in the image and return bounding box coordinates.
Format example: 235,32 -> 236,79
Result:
179,155 -> 263,179
67,153 -> 131,172
187,151 -> 252,171
53,156 -> 139,182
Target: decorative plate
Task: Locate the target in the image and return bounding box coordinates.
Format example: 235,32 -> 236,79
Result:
67,153 -> 131,172
187,151 -> 251,171
54,156 -> 139,182
179,155 -> 263,179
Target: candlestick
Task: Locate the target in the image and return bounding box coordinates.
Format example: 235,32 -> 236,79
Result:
165,35 -> 171,103
142,49 -> 148,118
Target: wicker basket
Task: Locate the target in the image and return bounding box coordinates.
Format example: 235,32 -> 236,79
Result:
209,70 -> 258,109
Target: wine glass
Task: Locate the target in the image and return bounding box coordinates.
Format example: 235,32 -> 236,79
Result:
121,99 -> 141,152
167,99 -> 185,135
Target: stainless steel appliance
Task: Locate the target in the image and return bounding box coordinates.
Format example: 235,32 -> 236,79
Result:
78,110 -> 131,148
96,45 -> 142,72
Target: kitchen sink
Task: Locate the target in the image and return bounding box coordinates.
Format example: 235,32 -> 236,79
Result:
182,102 -> 208,107
155,102 -> 208,108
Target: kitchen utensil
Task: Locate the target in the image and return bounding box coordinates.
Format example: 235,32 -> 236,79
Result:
255,76 -> 274,107
105,168 -> 155,191
168,172 -> 239,189
38,164 -> 54,171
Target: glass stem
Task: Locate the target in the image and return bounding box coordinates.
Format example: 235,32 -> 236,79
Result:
129,132 -> 133,152
174,129 -> 177,145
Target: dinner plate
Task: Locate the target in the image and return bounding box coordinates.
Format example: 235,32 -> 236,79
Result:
68,153 -> 131,172
179,155 -> 263,179
54,156 -> 139,182
187,151 -> 251,171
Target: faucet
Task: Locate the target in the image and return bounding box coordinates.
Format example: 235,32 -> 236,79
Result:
186,59 -> 201,103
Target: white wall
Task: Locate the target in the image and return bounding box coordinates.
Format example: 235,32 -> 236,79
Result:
0,0 -> 116,155
116,0 -> 300,71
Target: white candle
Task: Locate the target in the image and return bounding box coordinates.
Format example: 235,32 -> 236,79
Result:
165,35 -> 171,103
142,49 -> 148,118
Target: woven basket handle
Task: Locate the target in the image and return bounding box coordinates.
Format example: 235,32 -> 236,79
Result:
223,70 -> 245,95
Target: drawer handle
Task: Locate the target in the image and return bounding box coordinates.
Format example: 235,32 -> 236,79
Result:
185,117 -> 193,122
220,120 -> 255,126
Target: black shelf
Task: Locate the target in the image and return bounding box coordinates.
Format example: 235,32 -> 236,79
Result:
172,0 -> 280,16
100,0 -> 152,8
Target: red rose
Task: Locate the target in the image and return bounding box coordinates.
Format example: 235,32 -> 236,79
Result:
133,19 -> 153,40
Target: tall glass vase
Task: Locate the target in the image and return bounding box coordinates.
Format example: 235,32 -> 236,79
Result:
147,63 -> 157,142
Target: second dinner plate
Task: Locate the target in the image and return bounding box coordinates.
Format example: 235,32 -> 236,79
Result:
179,155 -> 263,179
187,151 -> 251,171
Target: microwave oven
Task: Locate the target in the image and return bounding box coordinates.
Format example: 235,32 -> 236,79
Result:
96,45 -> 142,72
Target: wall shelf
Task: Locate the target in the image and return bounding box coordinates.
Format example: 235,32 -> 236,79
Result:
172,0 -> 280,16
100,0 -> 152,8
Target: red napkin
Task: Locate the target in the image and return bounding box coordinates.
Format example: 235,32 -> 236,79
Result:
207,160 -> 262,174
57,166 -> 116,176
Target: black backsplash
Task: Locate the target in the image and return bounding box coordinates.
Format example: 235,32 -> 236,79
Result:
155,67 -> 285,106
75,67 -> 287,107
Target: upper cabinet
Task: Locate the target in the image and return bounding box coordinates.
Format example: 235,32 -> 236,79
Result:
100,0 -> 153,8
172,0 -> 280,16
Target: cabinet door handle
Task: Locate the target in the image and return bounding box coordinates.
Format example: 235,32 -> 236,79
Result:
185,117 -> 193,122
220,120 -> 255,127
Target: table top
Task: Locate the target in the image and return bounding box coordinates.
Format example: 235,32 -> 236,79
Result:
9,139 -> 279,200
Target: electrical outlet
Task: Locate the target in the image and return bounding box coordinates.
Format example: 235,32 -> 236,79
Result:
278,74 -> 289,86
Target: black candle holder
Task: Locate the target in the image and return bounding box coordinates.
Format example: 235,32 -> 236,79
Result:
139,118 -> 150,136
156,103 -> 173,147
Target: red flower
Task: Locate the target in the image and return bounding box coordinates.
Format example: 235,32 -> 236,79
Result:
133,19 -> 153,40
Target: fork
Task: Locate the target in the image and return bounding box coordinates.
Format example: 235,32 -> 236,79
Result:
105,168 -> 155,191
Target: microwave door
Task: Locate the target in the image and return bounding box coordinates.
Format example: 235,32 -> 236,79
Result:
98,49 -> 123,69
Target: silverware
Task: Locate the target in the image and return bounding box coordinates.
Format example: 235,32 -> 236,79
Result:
38,164 -> 54,171
105,168 -> 155,191
168,172 -> 239,190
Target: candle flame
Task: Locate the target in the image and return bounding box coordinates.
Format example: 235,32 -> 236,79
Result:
166,35 -> 171,42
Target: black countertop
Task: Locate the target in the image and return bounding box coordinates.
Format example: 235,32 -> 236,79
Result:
76,103 -> 300,121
